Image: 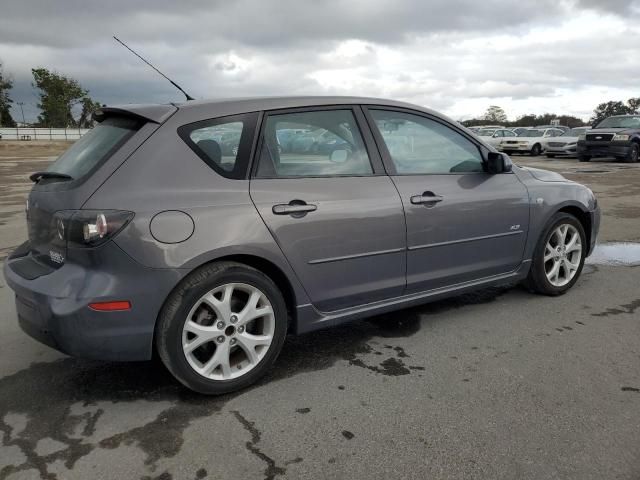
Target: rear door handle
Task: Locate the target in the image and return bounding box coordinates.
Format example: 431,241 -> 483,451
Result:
410,192 -> 444,206
272,201 -> 317,216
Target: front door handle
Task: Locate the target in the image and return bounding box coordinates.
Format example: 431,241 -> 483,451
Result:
410,191 -> 444,206
272,201 -> 317,216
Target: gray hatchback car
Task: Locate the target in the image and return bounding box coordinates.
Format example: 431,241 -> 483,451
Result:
4,96 -> 600,394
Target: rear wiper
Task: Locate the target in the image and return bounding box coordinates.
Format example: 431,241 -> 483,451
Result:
29,171 -> 73,183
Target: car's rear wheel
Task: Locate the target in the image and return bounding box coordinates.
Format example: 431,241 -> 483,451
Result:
524,213 -> 586,296
578,155 -> 591,162
530,144 -> 541,156
156,262 -> 288,394
623,143 -> 639,163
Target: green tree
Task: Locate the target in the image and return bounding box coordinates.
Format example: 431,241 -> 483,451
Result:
77,97 -> 102,128
32,67 -> 100,128
0,62 -> 17,127
590,98 -> 639,126
484,105 -> 508,123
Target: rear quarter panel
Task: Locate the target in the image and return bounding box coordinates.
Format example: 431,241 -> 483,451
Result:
83,109 -> 311,307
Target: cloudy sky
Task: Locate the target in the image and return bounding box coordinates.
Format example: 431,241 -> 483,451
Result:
1,0 -> 638,123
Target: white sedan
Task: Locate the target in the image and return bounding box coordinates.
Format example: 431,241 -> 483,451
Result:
542,127 -> 591,158
476,128 -> 518,147
498,128 -> 565,156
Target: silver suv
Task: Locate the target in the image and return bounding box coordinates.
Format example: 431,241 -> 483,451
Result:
3,97 -> 600,394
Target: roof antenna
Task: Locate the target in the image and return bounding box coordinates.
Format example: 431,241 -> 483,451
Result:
113,36 -> 195,101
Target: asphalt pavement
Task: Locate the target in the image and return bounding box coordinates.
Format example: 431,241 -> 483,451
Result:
1,147 -> 639,480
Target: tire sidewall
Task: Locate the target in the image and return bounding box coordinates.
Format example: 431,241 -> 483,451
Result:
530,213 -> 587,295
627,143 -> 639,163
531,144 -> 541,156
158,264 -> 288,394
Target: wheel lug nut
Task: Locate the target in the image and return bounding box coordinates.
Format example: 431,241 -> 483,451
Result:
230,338 -> 237,346
230,315 -> 238,324
238,326 -> 244,333
216,336 -> 225,344
217,321 -> 225,329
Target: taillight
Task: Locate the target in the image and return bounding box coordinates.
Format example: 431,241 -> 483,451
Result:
67,210 -> 134,248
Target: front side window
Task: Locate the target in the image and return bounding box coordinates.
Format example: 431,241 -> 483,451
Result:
255,109 -> 373,178
178,113 -> 258,179
370,110 -> 484,174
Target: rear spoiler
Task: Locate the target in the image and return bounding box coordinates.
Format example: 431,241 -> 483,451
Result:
93,104 -> 177,124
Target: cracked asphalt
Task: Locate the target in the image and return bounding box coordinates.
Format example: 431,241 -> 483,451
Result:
1,142 -> 639,479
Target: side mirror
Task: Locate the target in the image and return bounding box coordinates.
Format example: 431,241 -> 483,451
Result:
330,148 -> 349,163
486,152 -> 512,174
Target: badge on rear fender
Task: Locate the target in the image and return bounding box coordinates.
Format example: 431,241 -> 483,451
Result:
49,250 -> 64,264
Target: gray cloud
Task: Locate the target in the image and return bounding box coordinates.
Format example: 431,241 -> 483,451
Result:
1,0 -> 638,122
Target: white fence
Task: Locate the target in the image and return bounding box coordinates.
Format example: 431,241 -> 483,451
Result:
0,127 -> 91,141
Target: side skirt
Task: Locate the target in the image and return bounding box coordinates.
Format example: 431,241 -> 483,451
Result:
293,260 -> 531,335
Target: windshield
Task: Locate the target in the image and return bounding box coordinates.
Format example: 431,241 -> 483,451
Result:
47,116 -> 141,179
564,128 -> 588,136
518,130 -> 544,137
478,129 -> 496,136
595,116 -> 640,129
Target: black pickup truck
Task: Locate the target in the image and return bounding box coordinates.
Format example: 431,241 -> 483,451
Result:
577,115 -> 640,163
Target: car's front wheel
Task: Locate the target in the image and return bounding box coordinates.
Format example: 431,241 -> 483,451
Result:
623,143 -> 639,163
524,213 -> 586,296
530,144 -> 541,156
156,262 -> 288,394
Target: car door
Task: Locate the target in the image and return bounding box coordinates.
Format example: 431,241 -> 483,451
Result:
250,106 -> 406,312
490,129 -> 504,147
364,107 -> 530,294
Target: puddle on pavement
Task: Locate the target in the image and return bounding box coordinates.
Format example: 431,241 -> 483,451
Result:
587,242 -> 640,266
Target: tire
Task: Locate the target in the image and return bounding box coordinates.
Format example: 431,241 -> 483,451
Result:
156,262 -> 288,395
578,155 -> 591,162
530,144 -> 541,156
623,143 -> 639,163
546,154 -> 556,158
524,213 -> 586,296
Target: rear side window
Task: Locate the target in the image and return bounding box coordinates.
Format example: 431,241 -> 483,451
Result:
255,109 -> 373,178
178,113 -> 258,179
47,116 -> 141,180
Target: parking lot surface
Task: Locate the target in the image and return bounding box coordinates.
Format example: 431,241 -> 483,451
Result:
1,143 -> 639,480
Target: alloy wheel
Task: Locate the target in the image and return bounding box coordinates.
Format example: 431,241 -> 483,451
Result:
543,224 -> 582,287
181,283 -> 275,380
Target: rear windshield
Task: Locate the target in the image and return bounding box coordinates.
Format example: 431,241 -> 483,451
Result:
47,116 -> 141,179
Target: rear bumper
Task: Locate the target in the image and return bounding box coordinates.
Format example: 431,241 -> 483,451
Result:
545,145 -> 577,155
3,241 -> 183,361
498,144 -> 531,152
577,142 -> 631,158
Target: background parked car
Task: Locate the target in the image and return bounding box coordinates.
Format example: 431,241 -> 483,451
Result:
577,115 -> 640,163
543,127 -> 591,158
510,127 -> 530,136
476,128 -> 517,147
499,128 -> 564,156
288,128 -> 350,155
276,128 -> 307,153
536,124 -> 570,133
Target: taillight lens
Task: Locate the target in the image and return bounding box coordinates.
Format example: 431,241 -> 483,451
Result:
67,210 -> 134,248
